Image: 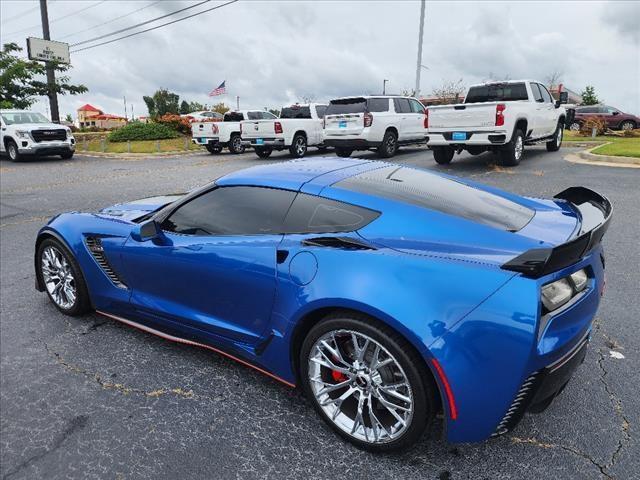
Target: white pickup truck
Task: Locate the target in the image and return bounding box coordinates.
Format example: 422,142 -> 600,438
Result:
240,103 -> 328,158
192,110 -> 276,154
0,110 -> 75,161
426,80 -> 568,166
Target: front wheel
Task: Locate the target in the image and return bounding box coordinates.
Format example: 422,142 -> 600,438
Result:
569,122 -> 581,131
61,151 -> 74,160
500,129 -> 524,166
377,130 -> 398,158
432,146 -> 454,165
619,121 -> 636,131
254,146 -> 272,158
37,238 -> 91,316
6,140 -> 23,162
546,122 -> 563,152
300,313 -> 436,452
206,143 -> 223,154
289,134 -> 308,158
228,134 -> 245,154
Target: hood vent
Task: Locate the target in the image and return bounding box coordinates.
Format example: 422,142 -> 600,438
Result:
85,236 -> 127,289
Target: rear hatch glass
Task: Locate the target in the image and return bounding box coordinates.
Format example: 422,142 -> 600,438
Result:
336,166 -> 534,231
325,98 -> 367,115
465,83 -> 528,103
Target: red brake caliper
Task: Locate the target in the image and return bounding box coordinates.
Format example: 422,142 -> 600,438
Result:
331,369 -> 347,382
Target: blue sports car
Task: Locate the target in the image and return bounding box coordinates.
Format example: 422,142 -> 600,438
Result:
35,158 -> 611,451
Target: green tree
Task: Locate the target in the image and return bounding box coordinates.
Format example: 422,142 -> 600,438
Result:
267,108 -> 280,117
580,85 -> 600,105
64,113 -> 73,122
143,88 -> 180,117
211,102 -> 230,115
179,100 -> 190,114
0,42 -> 87,109
188,101 -> 204,112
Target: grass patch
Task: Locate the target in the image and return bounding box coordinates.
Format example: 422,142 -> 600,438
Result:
591,138 -> 640,158
78,136 -> 203,154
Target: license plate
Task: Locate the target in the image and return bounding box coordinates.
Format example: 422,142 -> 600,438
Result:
255,138 -> 264,145
452,132 -> 466,141
339,121 -> 347,128
199,138 -> 207,144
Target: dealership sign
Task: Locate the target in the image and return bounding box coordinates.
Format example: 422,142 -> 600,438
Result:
27,37 -> 70,64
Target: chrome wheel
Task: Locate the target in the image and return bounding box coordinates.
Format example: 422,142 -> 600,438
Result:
556,126 -> 563,147
385,134 -> 397,155
294,136 -> 307,156
569,122 -> 580,131
308,329 -> 413,444
514,135 -> 524,160
620,121 -> 634,131
8,142 -> 18,161
41,245 -> 77,309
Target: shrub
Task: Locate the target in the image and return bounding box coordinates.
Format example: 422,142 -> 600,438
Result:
156,114 -> 193,135
579,116 -> 607,136
107,121 -> 180,142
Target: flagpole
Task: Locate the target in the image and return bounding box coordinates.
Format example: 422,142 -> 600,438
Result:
236,96 -> 239,111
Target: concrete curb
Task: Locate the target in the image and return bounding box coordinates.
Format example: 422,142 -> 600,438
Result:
76,149 -> 207,160
576,143 -> 640,165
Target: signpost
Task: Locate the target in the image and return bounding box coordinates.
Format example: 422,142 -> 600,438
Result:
26,37 -> 70,64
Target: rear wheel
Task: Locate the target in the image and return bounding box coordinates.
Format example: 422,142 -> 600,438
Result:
289,134 -> 308,158
300,313 -> 436,452
254,146 -> 273,158
546,122 -> 563,152
500,129 -> 524,166
377,130 -> 398,158
37,238 -> 91,316
6,140 -> 22,162
432,146 -> 454,165
228,134 -> 245,154
335,148 -> 353,158
206,143 -> 223,154
60,151 -> 74,160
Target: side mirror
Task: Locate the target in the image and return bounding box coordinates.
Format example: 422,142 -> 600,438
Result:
131,219 -> 162,242
612,111 -> 619,115
559,91 -> 569,104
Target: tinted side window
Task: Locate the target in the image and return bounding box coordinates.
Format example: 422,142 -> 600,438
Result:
262,111 -> 277,119
162,187 -> 296,236
224,112 -> 244,121
247,111 -> 262,120
367,98 -> 389,112
280,106 -> 311,119
283,193 -> 380,234
530,83 -> 544,102
315,105 -> 328,117
393,98 -> 411,114
539,85 -> 553,103
409,99 -> 425,113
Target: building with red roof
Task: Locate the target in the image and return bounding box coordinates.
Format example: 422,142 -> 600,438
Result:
77,103 -> 127,129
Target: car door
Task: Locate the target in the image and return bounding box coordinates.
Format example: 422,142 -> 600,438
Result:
121,186 -> 296,345
538,84 -> 557,134
408,99 -> 427,140
529,83 -> 547,138
392,98 -> 413,140
602,106 -> 619,128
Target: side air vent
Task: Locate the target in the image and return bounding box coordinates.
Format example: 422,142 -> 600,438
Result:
491,371 -> 541,437
301,236 -> 376,250
85,236 -> 127,289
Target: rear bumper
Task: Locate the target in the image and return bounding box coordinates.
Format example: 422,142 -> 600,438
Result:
241,138 -> 285,148
427,130 -> 508,147
324,138 -> 381,149
192,137 -> 220,146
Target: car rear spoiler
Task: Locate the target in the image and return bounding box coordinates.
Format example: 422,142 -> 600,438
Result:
502,187 -> 612,278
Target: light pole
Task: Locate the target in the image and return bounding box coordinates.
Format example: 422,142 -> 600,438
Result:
383,79 -> 388,95
414,0 -> 426,98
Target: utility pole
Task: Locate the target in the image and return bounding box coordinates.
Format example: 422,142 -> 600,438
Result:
236,96 -> 240,111
39,0 -> 60,123
414,0 -> 426,99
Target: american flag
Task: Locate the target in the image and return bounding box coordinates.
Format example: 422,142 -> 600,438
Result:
209,81 -> 226,97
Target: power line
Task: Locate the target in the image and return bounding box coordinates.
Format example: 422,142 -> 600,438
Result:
71,0 -> 212,47
1,2 -> 41,23
4,0 -> 107,37
71,0 -> 238,53
57,1 -> 161,40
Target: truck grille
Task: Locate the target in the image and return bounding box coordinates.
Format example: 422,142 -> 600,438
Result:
31,129 -> 67,142
85,236 -> 127,289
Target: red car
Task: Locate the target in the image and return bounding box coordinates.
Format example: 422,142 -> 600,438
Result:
570,105 -> 639,131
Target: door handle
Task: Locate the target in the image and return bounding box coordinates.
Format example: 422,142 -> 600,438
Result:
276,250 -> 289,264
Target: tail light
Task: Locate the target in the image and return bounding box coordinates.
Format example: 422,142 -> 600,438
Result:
274,122 -> 283,134
495,104 -> 506,127
364,112 -> 373,127
424,109 -> 429,129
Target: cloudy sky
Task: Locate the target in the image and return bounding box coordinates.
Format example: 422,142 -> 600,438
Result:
1,0 -> 638,119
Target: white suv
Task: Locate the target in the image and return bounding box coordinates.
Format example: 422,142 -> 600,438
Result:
323,96 -> 428,158
0,110 -> 75,161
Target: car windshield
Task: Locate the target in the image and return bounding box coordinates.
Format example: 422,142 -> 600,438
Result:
465,83 -> 528,103
1,112 -> 50,124
280,106 -> 312,119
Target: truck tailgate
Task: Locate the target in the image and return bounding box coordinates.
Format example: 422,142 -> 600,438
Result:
192,121 -> 219,138
429,103 -> 499,129
241,120 -> 277,139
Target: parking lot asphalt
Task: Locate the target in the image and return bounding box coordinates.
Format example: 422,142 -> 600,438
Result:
1,145 -> 638,480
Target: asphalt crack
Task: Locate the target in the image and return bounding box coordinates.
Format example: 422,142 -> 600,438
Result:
44,343 -> 195,399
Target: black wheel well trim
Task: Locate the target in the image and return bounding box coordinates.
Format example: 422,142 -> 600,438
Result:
3,136 -> 16,147
289,305 -> 443,411
293,130 -> 307,139
514,118 -> 528,137
385,126 -> 399,137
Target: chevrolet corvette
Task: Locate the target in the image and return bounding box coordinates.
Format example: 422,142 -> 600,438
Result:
34,158 -> 611,451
